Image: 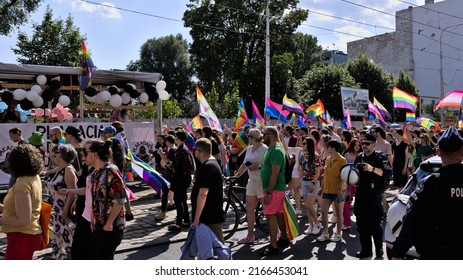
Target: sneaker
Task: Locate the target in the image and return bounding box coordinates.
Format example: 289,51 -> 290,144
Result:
295,208 -> 302,216
167,224 -> 183,232
329,215 -> 337,223
155,212 -> 166,220
342,225 -> 351,230
303,225 -> 312,235
260,245 -> 280,257
277,237 -> 290,249
125,213 -> 134,221
311,224 -> 321,235
330,233 -> 342,242
166,204 -> 176,211
317,232 -> 329,242
238,236 -> 255,244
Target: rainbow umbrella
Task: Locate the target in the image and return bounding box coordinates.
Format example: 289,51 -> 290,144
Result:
416,117 -> 441,131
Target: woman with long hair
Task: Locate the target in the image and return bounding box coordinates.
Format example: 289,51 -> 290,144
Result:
85,139 -> 127,259
299,137 -> 322,235
343,138 -> 362,229
392,129 -> 409,189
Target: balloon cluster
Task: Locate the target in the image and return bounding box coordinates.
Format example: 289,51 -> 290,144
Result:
83,80 -> 169,108
33,103 -> 72,122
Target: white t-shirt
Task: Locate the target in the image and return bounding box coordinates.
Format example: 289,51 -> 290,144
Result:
244,144 -> 268,179
287,147 -> 303,178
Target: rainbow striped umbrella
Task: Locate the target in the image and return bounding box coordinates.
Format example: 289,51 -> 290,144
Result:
416,117 -> 441,131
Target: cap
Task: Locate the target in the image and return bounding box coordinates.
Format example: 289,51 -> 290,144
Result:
28,131 -> 44,146
437,126 -> 463,153
99,125 -> 117,134
326,124 -> 334,130
364,133 -> 376,142
65,126 -> 82,143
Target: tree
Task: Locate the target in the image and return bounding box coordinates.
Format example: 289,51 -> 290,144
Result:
127,34 -> 194,101
295,64 -> 357,119
12,5 -> 86,66
183,0 -> 310,108
346,54 -> 394,117
222,82 -> 240,118
162,98 -> 183,118
0,0 -> 43,35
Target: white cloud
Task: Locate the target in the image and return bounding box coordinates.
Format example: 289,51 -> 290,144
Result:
70,0 -> 121,20
331,25 -> 374,52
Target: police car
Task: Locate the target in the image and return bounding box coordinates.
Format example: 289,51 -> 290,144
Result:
384,155 -> 442,259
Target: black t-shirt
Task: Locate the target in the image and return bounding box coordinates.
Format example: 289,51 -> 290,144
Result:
191,158 -> 224,224
210,138 -> 220,156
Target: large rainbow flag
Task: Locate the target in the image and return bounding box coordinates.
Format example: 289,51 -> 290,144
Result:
305,99 -> 325,119
392,87 -> 418,112
234,97 -> 249,131
252,100 -> 265,128
196,85 -> 222,132
80,41 -> 96,90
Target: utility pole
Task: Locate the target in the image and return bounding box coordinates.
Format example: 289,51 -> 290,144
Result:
264,0 -> 270,121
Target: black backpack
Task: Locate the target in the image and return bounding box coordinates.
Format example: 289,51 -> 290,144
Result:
285,154 -> 295,184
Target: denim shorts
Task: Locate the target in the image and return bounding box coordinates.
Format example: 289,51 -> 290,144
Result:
300,180 -> 320,197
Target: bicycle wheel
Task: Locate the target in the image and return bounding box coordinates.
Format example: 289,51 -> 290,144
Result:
255,201 -> 269,234
222,197 -> 239,240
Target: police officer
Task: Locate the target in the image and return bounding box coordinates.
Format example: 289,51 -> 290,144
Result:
391,127 -> 463,259
354,133 -> 392,259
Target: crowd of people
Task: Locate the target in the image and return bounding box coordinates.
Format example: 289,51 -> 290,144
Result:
0,118 -> 461,260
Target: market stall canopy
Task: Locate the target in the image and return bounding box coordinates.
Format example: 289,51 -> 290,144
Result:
0,62 -> 163,84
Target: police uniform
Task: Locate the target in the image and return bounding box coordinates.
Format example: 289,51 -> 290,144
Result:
354,134 -> 392,258
391,127 -> 463,259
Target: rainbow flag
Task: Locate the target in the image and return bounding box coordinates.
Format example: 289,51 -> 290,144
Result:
434,90 -> 463,111
231,131 -> 248,155
264,98 -> 289,123
130,153 -> 170,195
234,97 -> 249,131
196,85 -> 222,132
80,41 -> 96,90
393,87 -> 418,112
305,99 -> 325,119
191,115 -> 204,129
368,100 -> 387,125
252,100 -> 265,128
283,194 -> 300,241
374,97 -> 391,120
282,95 -> 304,116
406,111 -> 416,122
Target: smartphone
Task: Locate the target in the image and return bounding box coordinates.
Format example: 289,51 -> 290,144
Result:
245,161 -> 252,166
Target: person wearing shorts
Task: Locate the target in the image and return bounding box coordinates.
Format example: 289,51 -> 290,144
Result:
317,140 -> 346,243
259,126 -> 289,257
235,128 -> 268,244
298,137 -> 322,235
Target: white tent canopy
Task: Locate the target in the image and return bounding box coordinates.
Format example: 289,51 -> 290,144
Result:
0,62 -> 163,84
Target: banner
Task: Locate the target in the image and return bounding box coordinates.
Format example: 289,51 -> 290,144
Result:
340,86 -> 369,117
0,122 -> 155,185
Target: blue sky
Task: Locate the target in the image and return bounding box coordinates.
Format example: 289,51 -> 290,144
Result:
0,0 -> 441,70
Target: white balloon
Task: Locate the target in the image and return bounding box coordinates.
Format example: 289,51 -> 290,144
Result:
156,80 -> 167,91
110,94 -> 123,108
36,75 -> 47,85
95,93 -> 105,104
31,85 -> 42,94
33,96 -> 44,107
139,92 -> 149,103
13,89 -> 27,101
121,92 -> 132,104
100,90 -> 111,102
26,90 -> 39,102
58,95 -> 71,107
158,90 -> 170,100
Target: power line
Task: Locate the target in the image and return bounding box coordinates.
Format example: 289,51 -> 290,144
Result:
397,0 -> 463,23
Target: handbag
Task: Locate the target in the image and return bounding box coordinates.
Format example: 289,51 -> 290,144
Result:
37,201 -> 52,251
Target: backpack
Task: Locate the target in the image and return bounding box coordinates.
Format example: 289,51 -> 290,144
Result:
285,154 -> 295,184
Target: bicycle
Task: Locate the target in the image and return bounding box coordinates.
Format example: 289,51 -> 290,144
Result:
222,176 -> 268,240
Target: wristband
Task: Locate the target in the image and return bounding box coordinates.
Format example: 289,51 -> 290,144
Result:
372,167 -> 376,173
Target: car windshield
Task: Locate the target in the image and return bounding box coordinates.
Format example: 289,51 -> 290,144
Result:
402,164 -> 442,196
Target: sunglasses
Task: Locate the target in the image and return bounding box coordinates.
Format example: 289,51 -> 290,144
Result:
362,142 -> 372,146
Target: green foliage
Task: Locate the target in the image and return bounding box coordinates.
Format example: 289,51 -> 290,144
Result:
162,98 -> 182,118
12,5 -> 86,66
295,64 -> 357,119
183,0 -> 311,108
222,82 -> 240,118
127,34 -> 194,101
0,0 -> 43,35
394,69 -> 420,121
204,81 -> 220,113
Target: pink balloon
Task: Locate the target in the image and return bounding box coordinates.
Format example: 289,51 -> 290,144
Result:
35,108 -> 44,117
53,108 -> 61,115
65,112 -> 73,120
45,109 -> 52,116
